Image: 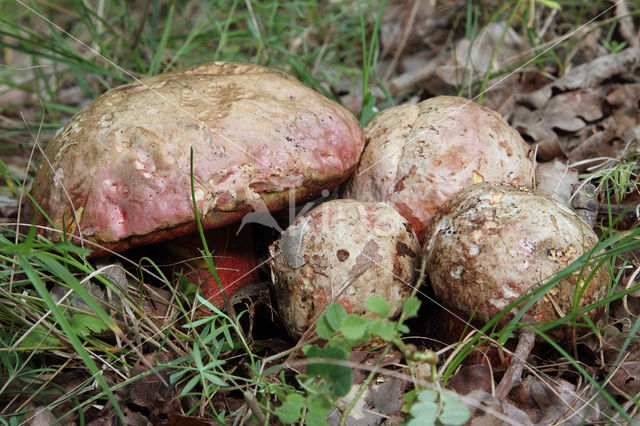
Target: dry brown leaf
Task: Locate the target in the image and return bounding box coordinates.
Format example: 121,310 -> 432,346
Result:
571,183 -> 598,228
369,377 -> 406,415
513,88 -> 604,159
447,364 -> 493,396
534,159 -> 579,206
435,22 -> 526,90
328,383 -> 387,426
608,350 -> 640,397
581,316 -> 640,398
157,413 -> 219,426
388,51 -> 444,96
351,349 -> 402,384
129,351 -> 175,412
606,83 -> 640,130
575,28 -> 610,63
465,390 -> 534,426
379,0 -> 450,56
566,120 -> 620,168
615,0 -> 639,49
25,406 -> 57,426
529,378 -> 600,425
597,320 -> 640,396
516,48 -> 640,109
512,48 -> 640,163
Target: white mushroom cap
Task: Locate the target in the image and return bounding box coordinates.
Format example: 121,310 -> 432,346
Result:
424,183 -> 609,339
345,96 -> 534,242
269,199 -> 420,339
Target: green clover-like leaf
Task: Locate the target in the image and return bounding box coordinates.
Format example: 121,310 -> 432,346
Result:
341,315 -> 368,340
365,295 -> 391,318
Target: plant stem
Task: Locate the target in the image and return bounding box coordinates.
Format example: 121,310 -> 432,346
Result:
243,390 -> 266,424
339,345 -> 391,426
495,315 -> 535,400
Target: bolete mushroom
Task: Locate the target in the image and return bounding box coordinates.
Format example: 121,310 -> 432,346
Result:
31,62 -> 365,304
345,96 -> 534,242
423,183 -> 609,399
269,199 -> 420,339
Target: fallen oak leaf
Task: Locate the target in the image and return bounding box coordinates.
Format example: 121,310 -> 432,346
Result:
513,88 -> 604,159
516,48 -> 640,109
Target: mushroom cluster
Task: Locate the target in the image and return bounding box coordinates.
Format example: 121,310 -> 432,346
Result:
263,95 -> 610,404
34,58 -> 610,402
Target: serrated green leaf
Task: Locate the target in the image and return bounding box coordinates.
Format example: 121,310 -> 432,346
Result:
403,297 -> 421,318
369,320 -> 395,341
407,389 -> 440,426
365,295 -> 390,318
341,315 -> 368,340
324,303 -> 347,331
416,389 -> 439,403
20,325 -> 61,349
408,400 -> 438,425
275,393 -> 304,424
440,392 -> 471,425
316,315 -> 333,340
306,395 -> 332,426
70,313 -> 108,338
305,345 -> 352,397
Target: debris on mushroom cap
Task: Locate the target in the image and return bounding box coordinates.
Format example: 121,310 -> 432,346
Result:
423,183 -> 609,340
345,96 -> 534,243
31,62 -> 364,256
269,199 -> 420,339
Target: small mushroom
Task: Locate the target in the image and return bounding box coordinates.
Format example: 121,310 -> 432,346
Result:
345,96 -> 534,242
31,62 -> 365,305
423,183 -> 609,398
269,199 -> 420,339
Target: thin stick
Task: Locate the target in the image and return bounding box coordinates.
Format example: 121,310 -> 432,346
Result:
243,390 -> 266,424
495,317 -> 536,401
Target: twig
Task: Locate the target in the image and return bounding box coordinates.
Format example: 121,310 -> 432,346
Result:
243,390 -> 267,424
495,316 -> 536,401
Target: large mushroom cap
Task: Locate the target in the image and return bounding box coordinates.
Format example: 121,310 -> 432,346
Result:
32,62 -> 364,254
345,96 -> 533,242
424,183 -> 609,339
269,199 -> 420,339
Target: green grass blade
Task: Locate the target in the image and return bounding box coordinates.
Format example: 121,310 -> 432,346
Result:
33,251 -> 121,335
17,255 -> 125,423
148,1 -> 175,76
534,328 -> 630,422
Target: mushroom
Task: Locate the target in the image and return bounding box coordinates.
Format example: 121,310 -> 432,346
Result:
423,183 -> 609,399
269,199 -> 420,339
345,96 -> 534,242
31,62 -> 365,304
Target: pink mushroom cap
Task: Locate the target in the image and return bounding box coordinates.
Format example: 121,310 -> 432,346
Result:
32,62 -> 364,255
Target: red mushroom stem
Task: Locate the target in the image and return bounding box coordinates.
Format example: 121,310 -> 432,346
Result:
167,224 -> 259,307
